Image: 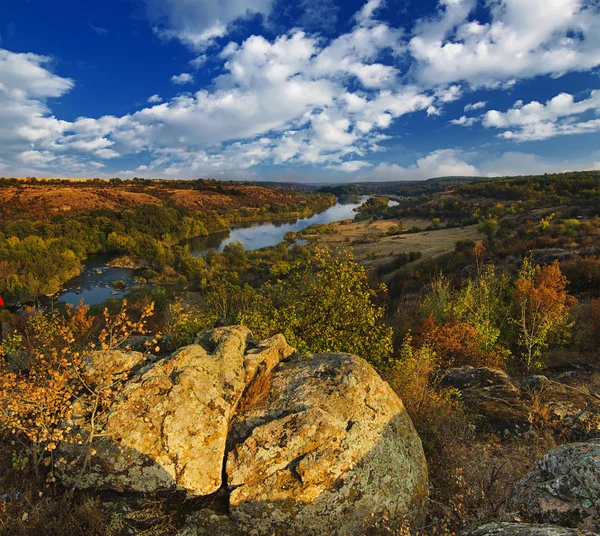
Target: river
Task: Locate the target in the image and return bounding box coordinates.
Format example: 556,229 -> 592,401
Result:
58,196 -> 394,306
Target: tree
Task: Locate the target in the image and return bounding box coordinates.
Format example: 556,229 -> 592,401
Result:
239,247 -> 393,367
454,243 -> 509,357
477,218 -> 498,239
0,301 -> 154,480
513,256 -> 577,371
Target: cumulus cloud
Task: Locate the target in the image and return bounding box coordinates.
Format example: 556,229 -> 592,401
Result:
4,1 -> 600,180
450,115 -> 477,126
144,0 -> 274,50
410,0 -> 600,87
481,90 -> 600,141
171,72 -> 193,84
359,149 -> 480,181
327,160 -> 372,172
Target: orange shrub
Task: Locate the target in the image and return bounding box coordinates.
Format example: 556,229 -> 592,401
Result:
415,314 -> 507,369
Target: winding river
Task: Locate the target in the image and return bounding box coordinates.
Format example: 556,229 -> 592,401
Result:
59,196 -> 395,306
58,196 -> 368,305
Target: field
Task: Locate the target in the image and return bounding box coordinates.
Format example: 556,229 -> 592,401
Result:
301,217 -> 483,273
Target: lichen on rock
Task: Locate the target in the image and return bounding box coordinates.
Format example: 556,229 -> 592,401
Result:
56,327 -> 428,535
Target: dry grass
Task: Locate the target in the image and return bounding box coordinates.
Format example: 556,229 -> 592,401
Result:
0,182 -> 305,221
384,344 -> 558,536
302,219 -> 483,274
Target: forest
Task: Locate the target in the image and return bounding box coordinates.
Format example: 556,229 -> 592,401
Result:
1,172 -> 600,534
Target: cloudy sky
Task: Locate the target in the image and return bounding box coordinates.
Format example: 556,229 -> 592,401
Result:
1,0 -> 600,182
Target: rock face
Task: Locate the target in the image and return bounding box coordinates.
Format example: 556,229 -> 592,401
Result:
506,440 -> 600,532
521,373 -> 600,440
211,352 -> 428,536
59,326 -> 295,494
462,522 -> 597,535
56,327 -> 428,535
437,366 -> 532,435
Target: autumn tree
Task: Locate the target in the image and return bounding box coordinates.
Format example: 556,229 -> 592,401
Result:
0,301 -> 155,480
419,244 -> 510,367
513,255 -> 577,371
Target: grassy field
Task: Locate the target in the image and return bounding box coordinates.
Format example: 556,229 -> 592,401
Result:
301,217 -> 483,272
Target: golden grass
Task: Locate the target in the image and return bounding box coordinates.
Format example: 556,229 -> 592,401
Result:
303,218 -> 483,272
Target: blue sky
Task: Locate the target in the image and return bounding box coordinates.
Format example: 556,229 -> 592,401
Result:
1,0 -> 600,182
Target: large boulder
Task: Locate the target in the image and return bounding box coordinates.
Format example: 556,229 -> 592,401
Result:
184,352 -> 428,536
437,367 -> 532,435
521,375 -> 600,440
462,522 -> 597,535
58,326 -> 295,494
506,440 -> 600,532
56,327 -> 428,535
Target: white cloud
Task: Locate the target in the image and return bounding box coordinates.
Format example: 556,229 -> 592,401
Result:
410,0 -> 600,87
355,0 -> 385,26
360,149 -> 480,181
189,55 -> 207,69
450,115 -> 477,126
482,90 -> 600,141
464,100 -> 486,112
89,24 -> 109,36
5,1 -> 600,180
144,0 -> 274,50
327,160 -> 372,172
171,72 -> 193,84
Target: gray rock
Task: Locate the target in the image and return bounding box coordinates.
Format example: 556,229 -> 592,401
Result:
521,374 -> 600,440
437,366 -> 532,435
506,440 -> 600,532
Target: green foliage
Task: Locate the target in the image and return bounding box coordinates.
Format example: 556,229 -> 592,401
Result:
198,248 -> 393,367
244,248 -> 392,366
0,188 -> 335,304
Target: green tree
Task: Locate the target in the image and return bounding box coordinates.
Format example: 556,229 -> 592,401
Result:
236,248 -> 393,366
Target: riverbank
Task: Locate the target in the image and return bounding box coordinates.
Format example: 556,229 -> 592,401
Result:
51,197 -> 363,306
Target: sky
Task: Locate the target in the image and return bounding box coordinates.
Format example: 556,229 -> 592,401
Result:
1,0 -> 600,183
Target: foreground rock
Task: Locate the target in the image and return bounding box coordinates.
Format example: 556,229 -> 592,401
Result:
56,327 -> 428,535
462,522 -> 597,535
186,352 -> 428,536
437,367 -> 532,435
506,440 -> 600,532
59,326 -> 295,494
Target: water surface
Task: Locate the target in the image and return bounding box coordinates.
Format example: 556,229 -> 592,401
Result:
59,256 -> 135,307
190,197 -> 369,255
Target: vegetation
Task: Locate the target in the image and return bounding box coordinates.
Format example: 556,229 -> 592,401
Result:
0,179 -> 335,303
2,171 -> 600,535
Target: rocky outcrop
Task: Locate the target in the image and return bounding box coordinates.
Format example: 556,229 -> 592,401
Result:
462,522 -> 597,535
188,352 -> 428,536
58,326 -> 295,494
521,373 -> 600,440
56,327 -> 428,535
437,366 -> 532,435
506,440 -> 600,532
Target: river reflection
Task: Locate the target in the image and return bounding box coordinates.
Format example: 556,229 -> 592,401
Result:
59,256 -> 136,307
189,197 -> 369,255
